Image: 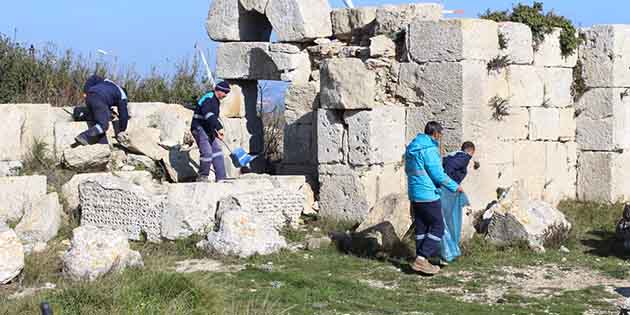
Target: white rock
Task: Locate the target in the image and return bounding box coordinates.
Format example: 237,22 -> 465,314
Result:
506,65 -> 544,108
0,161 -> 23,177
0,224 -> 24,284
220,84 -> 246,119
407,19 -> 499,63
356,193 -> 411,240
538,67 -> 574,108
578,151 -> 630,203
576,88 -> 630,151
344,107 -> 405,166
529,107 -> 560,141
62,144 -> 111,170
493,107 -> 529,141
266,0 -> 332,42
54,122 -> 90,160
543,142 -> 577,205
15,193 -> 62,250
0,106 -> 25,161
284,82 -> 319,125
316,109 -> 347,164
202,210 -> 287,258
240,0 -> 268,14
369,35 -> 396,58
0,175 -> 47,222
498,22 -> 534,64
580,25 -> 630,88
320,58 -> 376,109
513,142 -> 546,200
62,225 -> 143,281
559,108 -> 576,141
14,104 -> 55,161
375,3 -> 442,35
533,28 -> 577,68
331,7 -> 377,40
206,0 -> 272,41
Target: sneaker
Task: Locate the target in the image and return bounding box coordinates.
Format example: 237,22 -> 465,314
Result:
411,257 -> 440,275
429,257 -> 449,267
74,134 -> 89,146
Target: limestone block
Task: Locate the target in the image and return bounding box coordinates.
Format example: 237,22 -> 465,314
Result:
578,151 -> 630,203
266,175 -> 316,214
62,144 -> 111,171
462,160 -> 500,211
559,108 -> 576,141
513,141 -> 546,200
529,107 -> 560,141
126,154 -> 157,172
369,35 -> 396,58
331,7 -> 377,40
344,107 -> 405,166
240,0 -> 268,14
576,88 -> 630,151
533,28 -> 577,67
266,0 -> 332,42
216,42 -> 311,83
543,142 -> 577,205
506,65 -> 544,108
0,225 -> 24,284
15,104 -> 55,160
200,210 -> 287,258
356,194 -> 411,240
320,58 -> 375,109
405,106 -> 434,143
0,176 -> 47,222
0,161 -> 23,177
220,84 -> 246,119
127,102 -> 168,119
317,109 -> 347,164
217,188 -> 304,230
396,63 -> 427,106
61,171 -> 154,214
15,193 -> 62,251
375,3 -> 442,35
407,19 -> 499,63
0,105 -> 25,160
538,67 -> 574,108
51,107 -> 75,124
206,0 -> 272,41
492,107 -> 529,141
62,225 -> 143,281
580,25 -> 630,88
283,123 -> 315,164
498,22 -> 534,64
284,82 -> 319,125
161,178 -> 275,240
79,177 -> 166,242
54,122 -> 91,160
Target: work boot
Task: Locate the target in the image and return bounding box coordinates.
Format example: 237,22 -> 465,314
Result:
429,257 -> 449,267
74,133 -> 90,146
411,257 -> 440,275
197,175 -> 211,183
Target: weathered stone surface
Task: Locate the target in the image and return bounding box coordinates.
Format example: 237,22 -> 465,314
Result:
15,104 -> 55,160
284,82 -> 319,125
161,178 -> 275,240
494,107 -> 529,141
0,224 -> 24,284
200,210 -> 287,258
506,65 -> 544,108
344,107 -> 405,166
513,141 -> 546,200
0,106 -> 25,161
126,154 -> 157,172
53,122 -> 90,160
217,188 -> 304,230
172,258 -> 245,273
578,151 -> 630,203
161,147 -> 199,183
331,7 -> 377,40
240,0 -> 268,14
15,193 -> 62,252
122,127 -> 162,160
559,108 -> 576,141
51,107 -> 75,124
375,3 -> 442,35
266,0 -> 332,42
316,109 -> 347,164
367,35 -> 394,59
356,194 -> 411,240
576,88 -> 630,151
498,22 -> 534,64
529,107 -> 560,141
0,161 -> 23,177
543,142 -> 577,205
206,0 -> 272,42
0,176 -> 47,222
305,236 -> 332,250
538,67 -> 573,108
283,123 -> 315,164
533,28 -> 577,68
216,42 -> 311,83
580,25 -> 630,88
62,225 -> 143,281
320,58 -> 375,109
407,19 -> 499,63
79,177 -> 166,242
62,144 -> 111,170
404,106 -> 433,142
220,84 -> 246,119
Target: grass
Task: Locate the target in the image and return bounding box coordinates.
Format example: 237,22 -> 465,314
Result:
1,201 -> 628,314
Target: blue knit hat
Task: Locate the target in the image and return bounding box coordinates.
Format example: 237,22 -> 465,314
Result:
215,81 -> 231,93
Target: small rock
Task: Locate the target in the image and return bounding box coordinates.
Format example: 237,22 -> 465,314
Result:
0,224 -> 24,284
561,257 -> 567,262
559,246 -> 570,253
305,236 -> 332,250
172,259 -> 244,273
270,281 -> 283,289
62,144 -> 111,170
8,282 -> 56,300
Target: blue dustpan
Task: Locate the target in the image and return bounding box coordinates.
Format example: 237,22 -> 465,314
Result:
229,147 -> 257,168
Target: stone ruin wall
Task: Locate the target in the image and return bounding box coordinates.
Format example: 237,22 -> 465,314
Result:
207,0 -> 630,223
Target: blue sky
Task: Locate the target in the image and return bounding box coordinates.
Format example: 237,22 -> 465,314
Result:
1,0 -> 629,76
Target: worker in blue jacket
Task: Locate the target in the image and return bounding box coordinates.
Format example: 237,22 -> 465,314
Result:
75,75 -> 129,145
191,81 -> 231,182
405,121 -> 462,275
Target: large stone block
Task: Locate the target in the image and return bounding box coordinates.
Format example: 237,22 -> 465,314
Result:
0,161 -> 23,177
576,88 -> 630,151
0,225 -> 24,284
529,107 -> 560,141
240,0 -> 268,14
533,28 -> 577,68
513,141 -> 546,200
344,107 -> 405,166
54,122 -> 90,160
0,176 -> 47,222
316,109 -> 347,164
407,19 -> 499,63
62,144 -> 111,171
331,7 -> 377,40
283,123 -> 315,164
220,84 -> 246,119
498,22 -> 534,65
375,3 -> 442,36
506,65 -> 544,108
369,35 -> 396,58
216,42 -> 311,83
578,151 -> 630,203
284,82 -> 319,125
266,0 -> 332,42
320,58 -> 375,109
543,142 -> 577,205
0,105 -> 25,160
493,107 -> 529,141
559,108 -> 576,141
405,106 -> 433,143
206,0 -> 272,41
217,188 -> 304,230
15,104 -> 55,160
15,193 -> 62,251
538,67 -> 573,108
580,24 -> 630,87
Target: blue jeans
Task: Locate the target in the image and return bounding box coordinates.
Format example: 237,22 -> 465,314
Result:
413,200 -> 444,259
192,127 -> 226,181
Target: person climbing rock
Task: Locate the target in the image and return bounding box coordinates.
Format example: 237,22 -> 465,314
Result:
191,81 -> 231,182
74,75 -> 129,145
405,121 -> 462,275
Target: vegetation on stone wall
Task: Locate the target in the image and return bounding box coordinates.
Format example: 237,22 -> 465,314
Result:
0,34 -> 212,106
480,2 -> 580,57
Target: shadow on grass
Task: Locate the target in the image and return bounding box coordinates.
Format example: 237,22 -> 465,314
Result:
580,230 -> 630,259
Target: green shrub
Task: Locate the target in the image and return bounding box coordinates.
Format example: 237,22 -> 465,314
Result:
480,2 -> 580,56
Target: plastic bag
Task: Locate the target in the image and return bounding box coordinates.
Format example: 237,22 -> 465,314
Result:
440,187 -> 470,262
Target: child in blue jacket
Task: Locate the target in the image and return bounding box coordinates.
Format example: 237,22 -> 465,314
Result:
443,141 -> 476,184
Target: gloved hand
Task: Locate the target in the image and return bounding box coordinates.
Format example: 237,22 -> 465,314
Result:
116,131 -> 129,145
